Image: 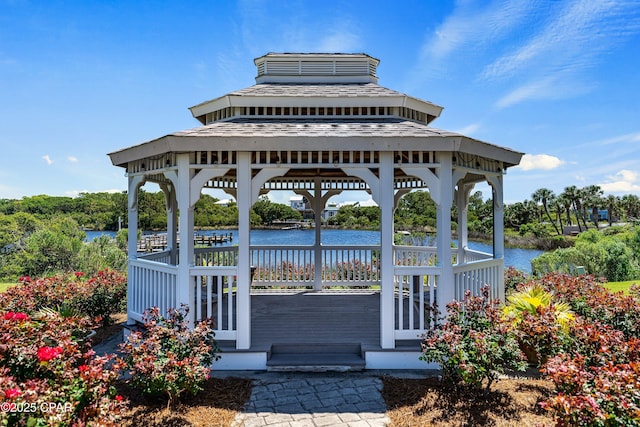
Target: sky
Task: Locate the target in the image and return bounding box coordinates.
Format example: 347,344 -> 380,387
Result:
1,0 -> 640,205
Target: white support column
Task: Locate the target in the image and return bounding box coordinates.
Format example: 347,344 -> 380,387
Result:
176,154 -> 195,325
296,184 -> 342,291
455,183 -> 474,265
127,174 -> 144,326
488,174 -> 505,302
379,152 -> 395,349
436,154 -> 455,306
160,182 -> 178,265
236,152 -> 252,350
313,179 -> 323,291
489,175 -> 505,261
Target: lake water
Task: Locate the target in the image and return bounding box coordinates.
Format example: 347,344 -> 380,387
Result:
86,229 -> 542,272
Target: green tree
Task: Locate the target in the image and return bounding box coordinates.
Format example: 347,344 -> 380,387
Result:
18,216 -> 86,276
251,197 -> 302,225
532,188 -> 560,235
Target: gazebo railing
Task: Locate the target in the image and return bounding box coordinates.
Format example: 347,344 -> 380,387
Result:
190,266 -> 237,340
453,258 -> 504,302
250,245 -> 315,286
128,244 -> 503,344
461,248 -> 493,263
321,245 -> 380,285
139,250 -> 173,265
128,259 -> 177,323
249,245 -> 381,287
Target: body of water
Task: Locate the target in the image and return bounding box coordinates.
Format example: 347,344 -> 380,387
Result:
86,229 -> 542,272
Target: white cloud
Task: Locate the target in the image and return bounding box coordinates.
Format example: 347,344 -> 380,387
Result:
598,132 -> 640,146
482,0 -> 640,80
42,155 -> 53,165
454,123 -> 481,135
67,156 -> 78,163
515,154 -> 565,171
599,170 -> 640,193
315,30 -> 361,53
494,74 -> 592,108
422,0 -> 534,61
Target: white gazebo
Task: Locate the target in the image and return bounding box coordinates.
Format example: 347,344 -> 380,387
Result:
108,53 -> 522,370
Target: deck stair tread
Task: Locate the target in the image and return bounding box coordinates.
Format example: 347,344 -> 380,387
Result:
267,342 -> 365,372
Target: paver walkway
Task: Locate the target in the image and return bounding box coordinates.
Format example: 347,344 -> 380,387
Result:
232,373 -> 390,427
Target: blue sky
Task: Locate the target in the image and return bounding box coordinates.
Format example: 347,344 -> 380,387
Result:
1,0 -> 639,205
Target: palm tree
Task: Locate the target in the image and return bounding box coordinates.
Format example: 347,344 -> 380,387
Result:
558,193 -> 573,228
621,194 -> 640,222
606,194 -> 619,227
532,188 -> 560,235
550,198 -> 564,232
583,185 -> 604,230
563,186 -> 582,232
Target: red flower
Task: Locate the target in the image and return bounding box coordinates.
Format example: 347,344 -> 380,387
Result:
18,276 -> 32,283
79,364 -> 89,372
5,388 -> 21,399
74,271 -> 85,278
37,346 -> 63,362
3,312 -> 30,321
115,395 -> 123,401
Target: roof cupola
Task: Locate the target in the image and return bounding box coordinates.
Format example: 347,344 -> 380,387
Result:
254,53 -> 379,84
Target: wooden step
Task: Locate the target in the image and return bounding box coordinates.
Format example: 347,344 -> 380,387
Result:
267,343 -> 365,372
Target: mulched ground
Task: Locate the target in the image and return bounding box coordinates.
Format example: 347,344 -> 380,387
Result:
382,376 -> 556,427
91,315 -> 557,426
118,377 -> 253,427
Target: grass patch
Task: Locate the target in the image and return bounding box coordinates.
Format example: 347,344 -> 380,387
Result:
0,282 -> 15,293
603,280 -> 639,294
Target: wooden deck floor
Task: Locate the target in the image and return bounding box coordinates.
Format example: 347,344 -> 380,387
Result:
249,290 -> 381,350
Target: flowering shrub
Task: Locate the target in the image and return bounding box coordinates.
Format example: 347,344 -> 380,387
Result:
0,270 -> 127,327
117,305 -> 220,404
421,286 -> 527,394
541,318 -> 640,426
0,310 -> 126,426
535,273 -> 640,340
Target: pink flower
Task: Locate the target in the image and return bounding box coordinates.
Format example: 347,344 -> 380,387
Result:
5,388 -> 20,399
37,346 -> 63,362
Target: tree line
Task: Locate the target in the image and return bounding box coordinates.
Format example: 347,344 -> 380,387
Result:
2,185 -> 638,236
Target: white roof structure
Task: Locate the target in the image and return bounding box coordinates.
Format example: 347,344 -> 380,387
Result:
109,53 -> 522,178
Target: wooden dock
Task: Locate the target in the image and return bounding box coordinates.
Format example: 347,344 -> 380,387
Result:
137,233 -> 233,253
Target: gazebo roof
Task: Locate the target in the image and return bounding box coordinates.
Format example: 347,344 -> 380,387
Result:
108,118 -> 521,167
188,82 -> 444,125
108,52 -> 523,173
